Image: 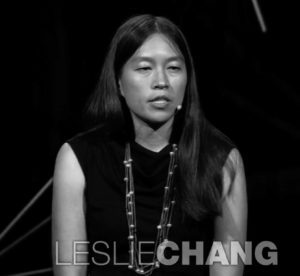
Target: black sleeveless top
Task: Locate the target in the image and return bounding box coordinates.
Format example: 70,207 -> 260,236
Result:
67,124 -> 233,276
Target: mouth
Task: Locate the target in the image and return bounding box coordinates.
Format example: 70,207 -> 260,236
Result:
149,95 -> 170,103
149,96 -> 170,108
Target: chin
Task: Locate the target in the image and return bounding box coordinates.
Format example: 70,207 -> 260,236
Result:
145,115 -> 174,128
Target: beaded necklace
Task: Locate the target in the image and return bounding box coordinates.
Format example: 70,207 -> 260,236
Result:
123,143 -> 178,275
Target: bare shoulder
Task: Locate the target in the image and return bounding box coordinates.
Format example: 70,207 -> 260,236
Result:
222,148 -> 246,199
53,143 -> 85,190
228,147 -> 244,165
55,142 -> 78,165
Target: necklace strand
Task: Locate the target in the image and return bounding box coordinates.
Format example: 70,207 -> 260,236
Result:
123,143 -> 178,275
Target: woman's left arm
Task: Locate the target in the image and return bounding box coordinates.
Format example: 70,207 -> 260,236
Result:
210,148 -> 248,276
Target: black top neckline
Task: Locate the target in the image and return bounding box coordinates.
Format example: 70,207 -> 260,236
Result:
131,141 -> 172,157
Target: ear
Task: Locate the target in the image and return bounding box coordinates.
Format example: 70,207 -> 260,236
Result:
118,79 -> 124,97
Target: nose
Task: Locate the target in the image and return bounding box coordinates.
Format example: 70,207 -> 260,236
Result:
152,69 -> 169,89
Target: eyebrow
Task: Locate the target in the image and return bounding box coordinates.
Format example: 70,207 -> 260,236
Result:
131,56 -> 184,63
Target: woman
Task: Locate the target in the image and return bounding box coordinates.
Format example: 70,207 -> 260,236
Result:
52,14 -> 247,276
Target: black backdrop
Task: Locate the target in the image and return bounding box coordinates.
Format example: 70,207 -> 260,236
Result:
1,0 -> 299,275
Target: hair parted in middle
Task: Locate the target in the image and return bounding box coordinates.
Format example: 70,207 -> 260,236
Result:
87,14 -> 234,221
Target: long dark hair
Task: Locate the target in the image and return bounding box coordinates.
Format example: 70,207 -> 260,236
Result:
86,14 -> 234,221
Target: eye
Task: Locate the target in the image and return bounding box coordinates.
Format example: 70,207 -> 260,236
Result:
136,67 -> 152,72
168,66 -> 181,72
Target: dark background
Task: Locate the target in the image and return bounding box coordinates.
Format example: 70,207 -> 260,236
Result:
1,0 -> 299,275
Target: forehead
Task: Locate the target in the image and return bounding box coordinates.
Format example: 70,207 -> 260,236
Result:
132,33 -> 183,60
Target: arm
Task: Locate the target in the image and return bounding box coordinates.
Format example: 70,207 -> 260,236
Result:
52,143 -> 88,276
210,148 -> 248,276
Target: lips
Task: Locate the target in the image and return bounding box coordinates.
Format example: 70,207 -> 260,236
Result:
149,95 -> 171,108
149,95 -> 170,103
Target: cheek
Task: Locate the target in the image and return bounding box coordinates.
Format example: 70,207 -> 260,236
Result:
121,74 -> 149,96
173,76 -> 187,98
120,76 -> 147,107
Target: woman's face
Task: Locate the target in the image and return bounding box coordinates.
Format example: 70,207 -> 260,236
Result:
118,33 -> 187,128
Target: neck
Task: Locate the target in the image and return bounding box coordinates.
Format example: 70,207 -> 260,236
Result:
133,116 -> 174,152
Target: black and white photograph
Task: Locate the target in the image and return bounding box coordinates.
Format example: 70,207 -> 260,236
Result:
1,1 -> 299,275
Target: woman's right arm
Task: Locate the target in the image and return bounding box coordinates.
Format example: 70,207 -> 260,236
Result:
52,143 -> 88,276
